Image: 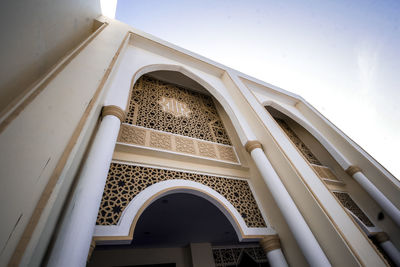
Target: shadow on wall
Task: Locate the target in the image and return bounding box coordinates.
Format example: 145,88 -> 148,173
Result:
0,0 -> 102,113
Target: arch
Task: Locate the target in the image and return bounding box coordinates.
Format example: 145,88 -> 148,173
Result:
263,100 -> 323,142
94,180 -> 272,245
127,63 -> 254,143
263,100 -> 350,168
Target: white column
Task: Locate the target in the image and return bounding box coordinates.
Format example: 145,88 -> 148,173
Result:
372,232 -> 400,265
381,241 -> 400,266
346,166 -> 400,227
260,235 -> 288,267
47,106 -> 125,267
246,141 -> 331,267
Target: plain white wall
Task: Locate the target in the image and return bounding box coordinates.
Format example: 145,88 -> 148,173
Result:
0,0 -> 102,113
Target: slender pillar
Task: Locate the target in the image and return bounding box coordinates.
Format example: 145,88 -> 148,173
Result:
246,141 -> 331,267
346,166 -> 400,227
371,232 -> 400,265
47,105 -> 125,267
259,235 -> 288,267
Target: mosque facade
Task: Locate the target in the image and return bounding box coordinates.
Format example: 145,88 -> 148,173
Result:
0,15 -> 399,267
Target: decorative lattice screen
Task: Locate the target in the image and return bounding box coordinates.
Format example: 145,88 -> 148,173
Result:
97,163 -> 266,228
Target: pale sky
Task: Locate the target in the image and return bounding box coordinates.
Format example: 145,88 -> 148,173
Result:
115,0 -> 400,179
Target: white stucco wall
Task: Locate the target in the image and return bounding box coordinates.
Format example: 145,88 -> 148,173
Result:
0,18 -> 127,266
0,0 -> 102,113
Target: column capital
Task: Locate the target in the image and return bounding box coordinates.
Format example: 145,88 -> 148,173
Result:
371,232 -> 389,243
101,105 -> 126,123
245,140 -> 263,153
345,165 -> 362,176
87,240 -> 96,262
260,234 -> 281,252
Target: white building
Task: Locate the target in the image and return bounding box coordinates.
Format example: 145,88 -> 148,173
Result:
0,4 -> 399,267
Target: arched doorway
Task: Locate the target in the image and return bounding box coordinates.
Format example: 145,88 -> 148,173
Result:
89,193 -> 269,267
132,193 -> 239,246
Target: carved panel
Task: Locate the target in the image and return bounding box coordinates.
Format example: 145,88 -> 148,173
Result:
198,141 -> 217,158
149,131 -> 171,150
118,125 -> 146,146
97,163 -> 266,228
333,192 -> 374,227
175,136 -> 196,154
125,75 -> 231,145
275,118 -> 322,165
217,145 -> 237,162
118,124 -> 239,163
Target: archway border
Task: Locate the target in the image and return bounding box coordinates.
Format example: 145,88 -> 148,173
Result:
94,179 -> 272,245
263,100 -> 349,167
124,63 -> 255,144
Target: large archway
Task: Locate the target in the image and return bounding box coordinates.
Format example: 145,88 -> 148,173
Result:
132,192 -> 240,246
94,176 -> 270,244
95,68 -> 272,242
90,192 -> 270,267
90,67 -> 274,266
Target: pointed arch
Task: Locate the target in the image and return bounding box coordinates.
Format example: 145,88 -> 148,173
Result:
127,63 -> 251,144
130,64 -> 230,113
94,180 -> 272,245
263,100 -> 349,167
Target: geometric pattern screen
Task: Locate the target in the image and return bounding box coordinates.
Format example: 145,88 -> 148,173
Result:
96,163 -> 266,228
275,118 -> 322,165
333,192 -> 374,227
213,246 -> 268,266
117,124 -> 239,163
125,75 -> 231,145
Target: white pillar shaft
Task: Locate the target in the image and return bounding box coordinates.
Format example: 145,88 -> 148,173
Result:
47,115 -> 121,267
267,249 -> 288,267
381,241 -> 400,266
251,148 -> 331,267
353,172 -> 400,227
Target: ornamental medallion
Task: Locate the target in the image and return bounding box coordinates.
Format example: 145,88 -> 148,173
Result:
158,96 -> 191,117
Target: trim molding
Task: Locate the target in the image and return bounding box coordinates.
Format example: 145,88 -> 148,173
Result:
245,140 -> 262,153
371,232 -> 389,244
345,165 -> 362,176
102,105 -> 126,123
260,234 -> 281,252
87,239 -> 96,263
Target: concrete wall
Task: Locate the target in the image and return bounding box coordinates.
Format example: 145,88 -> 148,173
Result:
0,0 -> 101,114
